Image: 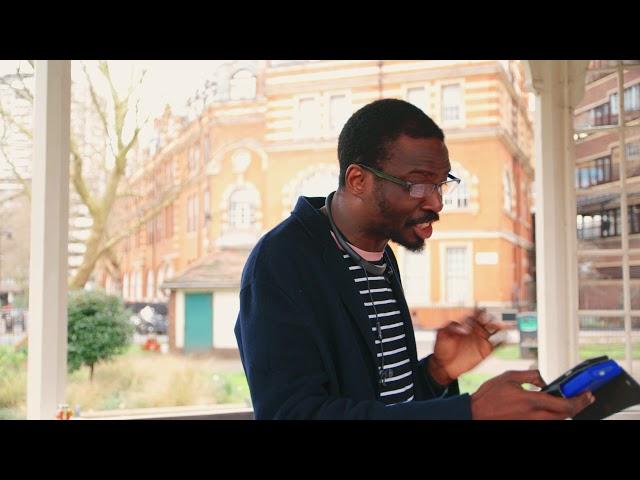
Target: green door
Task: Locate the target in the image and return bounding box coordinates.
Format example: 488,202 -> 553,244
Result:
184,292 -> 213,352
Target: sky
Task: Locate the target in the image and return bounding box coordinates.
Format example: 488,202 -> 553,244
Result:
93,60 -> 225,118
0,60 -> 224,117
0,59 -> 226,148
0,59 -> 537,146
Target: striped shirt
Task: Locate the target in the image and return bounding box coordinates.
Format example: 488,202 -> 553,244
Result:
342,253 -> 415,406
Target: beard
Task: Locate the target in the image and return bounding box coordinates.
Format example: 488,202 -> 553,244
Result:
372,183 -> 438,252
393,234 -> 427,252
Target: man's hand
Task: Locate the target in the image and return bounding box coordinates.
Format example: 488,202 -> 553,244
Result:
429,308 -> 507,384
471,370 -> 594,420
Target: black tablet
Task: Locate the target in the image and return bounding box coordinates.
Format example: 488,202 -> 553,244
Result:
542,356 -> 640,420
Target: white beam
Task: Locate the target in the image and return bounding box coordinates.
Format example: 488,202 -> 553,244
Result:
27,61 -> 71,420
526,60 -> 587,381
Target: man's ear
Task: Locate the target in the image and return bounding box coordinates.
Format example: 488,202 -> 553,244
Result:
344,164 -> 368,197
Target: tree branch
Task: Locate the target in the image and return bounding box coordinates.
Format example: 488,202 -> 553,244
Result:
0,103 -> 33,140
98,62 -> 127,154
69,138 -> 99,217
0,188 -> 29,205
0,140 -> 31,200
81,62 -> 117,160
0,66 -> 33,105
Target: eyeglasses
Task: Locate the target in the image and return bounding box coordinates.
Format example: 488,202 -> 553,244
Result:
355,163 -> 461,199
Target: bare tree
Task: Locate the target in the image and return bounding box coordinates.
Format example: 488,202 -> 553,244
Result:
0,60 -> 192,290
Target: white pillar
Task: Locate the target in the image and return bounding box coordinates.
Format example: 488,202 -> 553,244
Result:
525,60 -> 587,382
27,61 -> 71,420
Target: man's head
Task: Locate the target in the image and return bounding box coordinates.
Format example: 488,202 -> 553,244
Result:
337,98 -> 452,252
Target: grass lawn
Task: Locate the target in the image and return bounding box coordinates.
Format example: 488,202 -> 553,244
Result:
492,343 -> 640,361
0,344 -> 250,420
3,340 -> 639,419
578,343 -> 640,360
458,372 -> 493,395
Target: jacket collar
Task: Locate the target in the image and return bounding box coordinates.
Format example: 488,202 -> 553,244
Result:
290,195 -> 420,373
292,196 -> 378,361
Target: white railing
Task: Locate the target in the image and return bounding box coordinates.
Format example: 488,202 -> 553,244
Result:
77,403 -> 254,420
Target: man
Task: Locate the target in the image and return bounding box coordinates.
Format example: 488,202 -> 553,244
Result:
235,98 -> 593,419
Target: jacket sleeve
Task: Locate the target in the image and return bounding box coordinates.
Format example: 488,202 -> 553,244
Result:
235,275 -> 473,420
418,355 -> 462,399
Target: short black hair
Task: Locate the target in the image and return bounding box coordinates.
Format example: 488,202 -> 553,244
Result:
337,98 -> 445,187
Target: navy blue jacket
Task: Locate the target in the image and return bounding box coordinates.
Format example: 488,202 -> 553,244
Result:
235,196 -> 473,419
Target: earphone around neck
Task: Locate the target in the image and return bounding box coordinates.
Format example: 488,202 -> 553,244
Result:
325,191 -> 398,387
325,191 -> 387,277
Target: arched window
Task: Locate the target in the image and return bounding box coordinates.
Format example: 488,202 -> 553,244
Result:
219,182 -> 262,247
229,69 -> 256,100
291,169 -> 339,210
444,180 -> 470,210
442,161 -> 475,212
228,186 -> 258,229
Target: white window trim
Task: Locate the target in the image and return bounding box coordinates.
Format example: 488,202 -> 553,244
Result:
402,83 -> 430,114
293,93 -> 322,140
442,160 -> 478,214
399,244 -> 431,307
281,163 -> 340,218
323,90 -> 352,139
503,168 -> 517,219
438,241 -> 474,307
217,181 -> 263,247
443,181 -> 472,213
437,80 -> 466,128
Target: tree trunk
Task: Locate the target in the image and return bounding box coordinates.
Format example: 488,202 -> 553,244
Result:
68,218 -> 106,290
89,363 -> 95,383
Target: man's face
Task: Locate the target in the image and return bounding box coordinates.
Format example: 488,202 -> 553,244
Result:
366,135 -> 451,252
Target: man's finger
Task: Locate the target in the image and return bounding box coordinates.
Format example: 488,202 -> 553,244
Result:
526,409 -> 570,420
442,320 -> 471,335
484,319 -> 510,334
527,391 -> 574,415
567,391 -> 595,417
468,307 -> 489,324
465,315 -> 509,337
466,316 -> 502,340
502,369 -> 547,387
528,391 -> 593,417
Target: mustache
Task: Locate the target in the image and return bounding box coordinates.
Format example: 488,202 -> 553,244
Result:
407,211 -> 439,226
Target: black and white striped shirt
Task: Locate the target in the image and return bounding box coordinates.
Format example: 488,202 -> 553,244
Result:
341,253 -> 415,406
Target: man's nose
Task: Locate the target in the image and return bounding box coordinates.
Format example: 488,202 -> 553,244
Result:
421,188 -> 443,213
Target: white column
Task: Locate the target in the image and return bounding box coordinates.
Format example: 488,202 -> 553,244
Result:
27,61 -> 71,420
525,60 -> 587,382
175,290 -> 185,349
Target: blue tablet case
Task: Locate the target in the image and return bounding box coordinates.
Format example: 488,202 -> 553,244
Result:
541,356 -> 640,420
